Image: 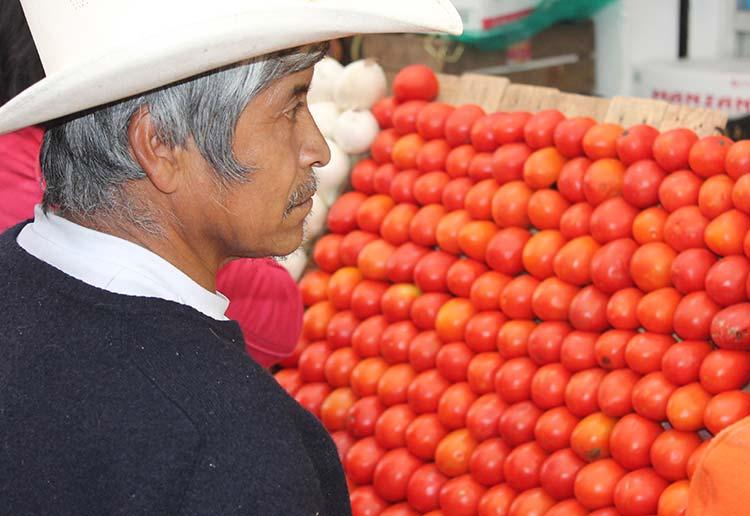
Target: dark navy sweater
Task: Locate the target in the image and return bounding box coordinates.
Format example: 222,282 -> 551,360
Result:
0,224 -> 351,515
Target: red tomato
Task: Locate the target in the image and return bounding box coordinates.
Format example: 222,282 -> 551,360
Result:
381,283 -> 420,323
527,189 -> 570,230
445,104 -> 485,147
417,102 -> 455,140
491,111 -> 532,144
671,248 -> 718,294
351,357 -> 389,397
616,124 -> 659,165
469,438 -> 510,487
392,100 -> 428,135
371,129 -> 400,164
589,197 -> 638,244
605,288 -> 643,330
653,128 -> 698,171
711,303 -> 750,350
630,242 -> 677,292
409,331 -> 442,372
486,227 -> 531,276
492,142 -> 533,184
556,157 -> 590,203
632,206 -> 668,244
440,475 -> 487,516
347,396 -> 386,438
446,258 -> 488,299
477,485 -> 516,516
389,168 -> 419,204
554,116 -> 596,158
661,340 -> 712,386
324,347 -> 360,387
598,368 -> 640,417
380,318 -> 419,364
414,171 -> 450,206
438,383 -> 478,430
467,352 -> 504,395
625,333 -> 675,374
408,463 -> 447,513
393,64 -> 439,102
313,233 -> 344,273
535,406 -> 580,453
700,174 -> 735,218
274,369 -> 302,397
569,286 -> 610,332
411,292 -> 452,330
498,400 -> 543,447
539,448 -> 586,500
527,321 -> 571,365
661,172 -> 703,219
663,206 -> 709,251
442,177 -> 474,211
726,139 -> 750,179
574,459 -> 626,509
500,275 -> 540,320
465,312 -> 506,353
706,209 -> 750,256
650,430 -> 701,481
632,372 -> 677,422
352,159 -> 379,194
381,203 -> 419,246
407,369 -> 450,415
522,230 -> 567,280
560,202 -> 594,239
414,250 -> 457,293
531,278 -> 579,322
405,414 -> 448,461
350,280 -> 389,320
436,210 -> 472,255
583,158 -> 625,206
471,113 -> 503,152
497,319 -> 536,359
358,239 -> 396,281
491,180 -> 532,228
417,140 -> 451,172
375,404 -> 416,450
570,412 -> 617,462
733,173 -> 750,213
530,363 -> 571,410
614,468 -> 668,516
609,414 -> 662,470
560,332 -> 599,372
666,382 -> 712,431
673,291 -> 720,340
545,499 -> 589,516
299,270 -> 331,307
331,430 -> 355,464
328,267 -> 364,310
564,368 -> 607,418
350,485 -> 388,515
699,348 -> 750,393
590,238 -> 638,293
458,220 -> 499,262
594,329 -> 636,370
466,393 -> 506,442
446,144 -> 476,178
523,147 -> 567,189
704,390 -> 750,435
657,480 -> 690,516
372,97 -> 397,129
373,448 -> 423,502
689,135 -> 733,177
706,256 -> 750,306
495,358 -> 538,405
377,363 -> 417,406
470,272 -> 511,312
583,123 -> 624,160
435,429 -> 478,478
352,315 -> 388,358
298,340 -> 332,382
525,109 -> 566,149
374,163 -> 399,194
436,342 -> 474,383
636,288 -> 682,334
503,441 -> 548,492
508,487 -> 556,516
380,503 -> 419,516
340,230 -> 378,268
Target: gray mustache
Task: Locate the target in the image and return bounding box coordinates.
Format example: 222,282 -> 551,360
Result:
285,173 -> 319,215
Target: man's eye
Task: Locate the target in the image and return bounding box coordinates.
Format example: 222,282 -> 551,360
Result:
290,101 -> 305,120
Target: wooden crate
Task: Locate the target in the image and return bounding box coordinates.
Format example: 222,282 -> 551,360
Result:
436,73 -> 728,136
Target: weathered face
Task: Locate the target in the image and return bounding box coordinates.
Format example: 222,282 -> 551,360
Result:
176,66 -> 330,264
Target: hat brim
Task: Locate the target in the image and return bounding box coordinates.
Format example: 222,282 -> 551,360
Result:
0,2 -> 462,134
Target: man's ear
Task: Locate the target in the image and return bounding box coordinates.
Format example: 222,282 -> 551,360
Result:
128,107 -> 180,194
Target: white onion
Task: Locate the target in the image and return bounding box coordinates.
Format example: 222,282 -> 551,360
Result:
334,59 -> 387,110
308,102 -> 340,139
308,57 -> 345,104
278,248 -> 308,281
315,138 -> 351,206
333,109 -> 380,155
304,193 -> 329,243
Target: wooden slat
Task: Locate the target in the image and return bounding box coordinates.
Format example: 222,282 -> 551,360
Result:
604,96 -> 670,127
660,104 -> 729,137
555,93 -> 611,120
454,74 -> 510,112
436,73 -> 464,105
498,84 -> 560,112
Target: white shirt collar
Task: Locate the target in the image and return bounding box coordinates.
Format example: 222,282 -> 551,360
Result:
17,205 -> 230,321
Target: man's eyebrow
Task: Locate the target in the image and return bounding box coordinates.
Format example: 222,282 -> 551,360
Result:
291,84 -> 310,98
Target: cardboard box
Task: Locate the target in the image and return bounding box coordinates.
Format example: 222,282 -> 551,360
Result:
451,0 -> 540,32
634,59 -> 750,119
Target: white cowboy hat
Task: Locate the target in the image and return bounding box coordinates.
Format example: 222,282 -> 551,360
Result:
0,0 -> 462,135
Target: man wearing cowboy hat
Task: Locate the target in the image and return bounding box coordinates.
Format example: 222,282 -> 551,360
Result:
0,1 -> 462,514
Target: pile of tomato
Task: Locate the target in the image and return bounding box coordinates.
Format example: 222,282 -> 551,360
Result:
275,64 -> 750,516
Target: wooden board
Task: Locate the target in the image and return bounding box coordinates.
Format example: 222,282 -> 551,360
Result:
498,85 -> 561,112
605,96 -> 670,128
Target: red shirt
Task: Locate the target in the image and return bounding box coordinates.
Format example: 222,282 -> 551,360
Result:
0,126 -> 44,231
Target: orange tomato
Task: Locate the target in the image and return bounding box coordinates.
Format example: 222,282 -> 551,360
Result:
436,210 -> 473,255
470,271 -> 511,312
570,412 -> 618,462
320,387 -> 358,431
658,170 -> 702,212
632,206 -> 668,244
508,487 -> 556,516
351,357 -> 390,397
381,203 -> 419,246
582,158 -> 626,205
527,189 -> 570,230
435,298 -> 477,343
657,479 -> 689,516
688,134 -> 733,178
523,147 -> 567,189
377,363 -> 417,407
553,236 -> 601,286
522,230 -> 567,279
302,301 -> 337,342
531,277 -> 580,322
663,206 -> 709,251
606,288 -> 644,330
630,242 -> 677,292
733,173 -> 750,214
497,319 -> 537,359
392,133 -> 425,170
357,238 -> 396,281
582,123 -> 624,160
298,270 -> 331,307
726,139 -> 750,180
699,174 -> 735,218
327,266 -> 364,310
491,180 -> 533,228
573,459 -> 626,510
465,179 -> 500,221
636,287 -> 682,334
704,209 -> 750,256
435,428 -> 478,477
666,382 -> 712,431
703,390 -> 750,435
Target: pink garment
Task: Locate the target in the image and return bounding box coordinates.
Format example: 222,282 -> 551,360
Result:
0,126 -> 44,231
217,258 -> 304,368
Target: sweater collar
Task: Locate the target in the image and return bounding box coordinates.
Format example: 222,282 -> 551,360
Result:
17,205 -> 230,321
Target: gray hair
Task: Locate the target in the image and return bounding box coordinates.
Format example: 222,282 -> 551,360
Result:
40,44 -> 328,230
